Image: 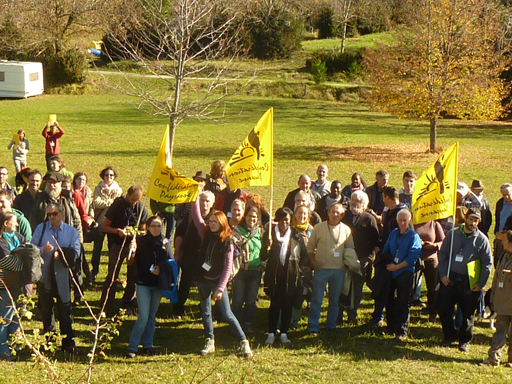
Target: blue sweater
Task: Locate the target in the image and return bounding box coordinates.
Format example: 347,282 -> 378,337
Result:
382,227 -> 422,278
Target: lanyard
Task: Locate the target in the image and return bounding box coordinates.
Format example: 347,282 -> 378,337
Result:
328,224 -> 341,248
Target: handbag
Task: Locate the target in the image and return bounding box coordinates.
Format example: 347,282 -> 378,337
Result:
83,222 -> 103,243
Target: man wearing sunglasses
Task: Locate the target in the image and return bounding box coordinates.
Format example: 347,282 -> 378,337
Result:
31,202 -> 82,354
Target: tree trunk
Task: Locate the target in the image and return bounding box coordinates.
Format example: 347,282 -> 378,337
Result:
429,116 -> 437,152
168,116 -> 176,168
341,21 -> 347,54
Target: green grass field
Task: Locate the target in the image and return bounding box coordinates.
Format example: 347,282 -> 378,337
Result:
1,34 -> 512,383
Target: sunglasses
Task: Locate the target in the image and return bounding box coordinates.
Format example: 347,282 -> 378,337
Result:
47,212 -> 60,217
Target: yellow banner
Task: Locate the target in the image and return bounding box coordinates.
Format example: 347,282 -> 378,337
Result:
411,143 -> 459,225
226,108 -> 273,190
147,126 -> 199,204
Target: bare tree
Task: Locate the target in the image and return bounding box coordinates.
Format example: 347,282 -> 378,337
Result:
333,0 -> 356,53
102,0 -> 247,166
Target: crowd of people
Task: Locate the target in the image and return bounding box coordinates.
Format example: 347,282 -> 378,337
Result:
0,132 -> 511,367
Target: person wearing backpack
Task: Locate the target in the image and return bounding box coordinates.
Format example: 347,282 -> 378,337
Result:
126,216 -> 172,358
191,197 -> 252,357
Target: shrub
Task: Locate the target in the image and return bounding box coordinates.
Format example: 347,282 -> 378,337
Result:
43,47 -> 89,86
306,49 -> 363,75
311,59 -> 327,84
246,8 -> 303,60
315,7 -> 337,39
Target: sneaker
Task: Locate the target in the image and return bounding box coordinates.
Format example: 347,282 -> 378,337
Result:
280,333 -> 291,345
479,359 -> 498,367
125,350 -> 137,359
505,362 -> 512,368
200,338 -> 215,356
459,343 -> 470,353
240,339 -> 253,358
265,333 -> 276,345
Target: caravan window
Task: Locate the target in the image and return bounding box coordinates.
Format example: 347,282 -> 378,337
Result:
0,72 -> 4,82
29,72 -> 39,82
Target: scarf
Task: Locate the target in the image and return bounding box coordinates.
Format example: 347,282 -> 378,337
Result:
292,217 -> 310,234
99,180 -> 120,196
3,232 -> 20,251
274,225 -> 291,266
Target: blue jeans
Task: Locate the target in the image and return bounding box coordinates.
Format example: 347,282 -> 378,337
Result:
198,281 -> 246,341
308,268 -> 345,332
0,288 -> 20,356
127,285 -> 162,352
231,269 -> 262,324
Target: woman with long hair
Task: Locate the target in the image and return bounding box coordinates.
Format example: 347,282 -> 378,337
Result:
91,166 -> 123,281
191,198 -> 252,357
231,206 -> 265,334
262,207 -> 308,345
0,211 -> 25,361
126,216 -> 171,358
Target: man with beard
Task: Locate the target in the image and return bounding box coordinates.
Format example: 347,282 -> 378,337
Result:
99,185 -> 148,316
437,208 -> 492,352
29,171 -> 82,241
13,169 -> 43,219
340,190 -> 379,324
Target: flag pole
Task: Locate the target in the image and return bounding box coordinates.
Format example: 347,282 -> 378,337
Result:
446,215 -> 456,279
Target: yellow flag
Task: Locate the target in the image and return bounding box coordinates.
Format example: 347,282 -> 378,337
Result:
147,126 -> 199,204
226,108 -> 273,190
411,143 -> 459,225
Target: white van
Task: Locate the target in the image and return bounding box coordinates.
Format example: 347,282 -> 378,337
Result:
0,61 -> 44,98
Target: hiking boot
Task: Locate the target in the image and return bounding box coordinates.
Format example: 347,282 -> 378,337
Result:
280,333 -> 291,345
240,339 -> 253,358
479,359 -> 498,367
265,333 -> 275,345
440,338 -> 457,347
243,322 -> 255,334
394,335 -> 407,344
125,350 -> 137,359
200,338 -> 215,356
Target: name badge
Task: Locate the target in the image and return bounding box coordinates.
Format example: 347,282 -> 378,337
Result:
202,262 -> 211,271
455,255 -> 464,263
333,251 -> 340,258
499,282 -> 504,288
394,257 -> 399,264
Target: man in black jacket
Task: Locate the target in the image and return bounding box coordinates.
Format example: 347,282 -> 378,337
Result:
341,190 -> 379,323
364,170 -> 389,225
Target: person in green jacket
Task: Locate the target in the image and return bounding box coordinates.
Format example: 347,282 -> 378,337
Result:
231,205 -> 265,334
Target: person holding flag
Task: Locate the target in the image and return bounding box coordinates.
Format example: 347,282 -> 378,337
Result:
437,208 -> 492,352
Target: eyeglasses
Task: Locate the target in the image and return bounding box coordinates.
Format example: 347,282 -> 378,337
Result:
149,224 -> 162,228
47,212 -> 60,217
105,173 -> 115,177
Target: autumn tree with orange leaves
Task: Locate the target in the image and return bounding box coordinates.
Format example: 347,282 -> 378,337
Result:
363,0 -> 510,152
